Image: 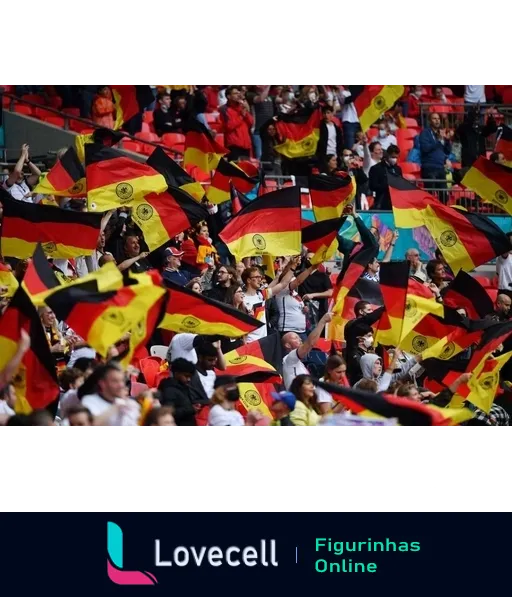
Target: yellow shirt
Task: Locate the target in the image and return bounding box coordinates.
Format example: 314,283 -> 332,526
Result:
290,401 -> 321,427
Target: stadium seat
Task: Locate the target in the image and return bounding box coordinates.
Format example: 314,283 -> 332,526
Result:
13,104 -> 34,116
122,140 -> 142,154
21,93 -> 45,106
404,117 -> 419,128
401,162 -> 421,175
139,142 -> 157,156
69,119 -> 88,133
43,116 -> 66,128
442,88 -> 454,97
214,133 -> 225,147
62,107 -> 81,117
161,133 -> 186,150
396,129 -> 417,146
136,132 -> 160,143
404,173 -> 419,182
34,107 -> 56,120
141,122 -> 151,133
400,139 -> 414,154
143,111 -> 154,124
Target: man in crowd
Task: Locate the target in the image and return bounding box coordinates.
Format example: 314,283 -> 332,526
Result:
121,235 -> 152,273
317,106 -> 344,165
406,248 -> 428,282
247,85 -> 278,161
191,339 -> 226,400
419,113 -> 453,193
486,295 -> 512,322
153,93 -> 188,137
363,141 -> 384,176
205,266 -> 237,302
3,144 -> 42,202
219,86 -> 254,161
162,247 -> 195,286
369,145 -> 402,210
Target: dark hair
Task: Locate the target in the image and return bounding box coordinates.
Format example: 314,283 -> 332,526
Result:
67,405 -> 94,424
324,355 -> 346,382
157,92 -> 171,101
354,301 -> 370,317
289,374 -> 317,409
369,142 -> 381,153
171,358 -> 196,375
322,105 -> 334,115
6,415 -> 30,426
490,152 -> 503,164
226,86 -> 240,98
196,340 -> 218,359
59,368 -> 85,392
77,362 -> 123,399
224,285 -> 249,312
386,145 -> 400,157
27,410 -> 54,426
396,384 -> 415,398
434,248 -> 443,260
426,259 -> 443,280
144,407 -> 174,426
0,383 -> 13,401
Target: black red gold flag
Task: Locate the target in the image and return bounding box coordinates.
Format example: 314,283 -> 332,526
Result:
207,159 -> 259,204
111,85 -> 154,131
223,334 -> 282,384
496,124 -> 512,167
147,147 -> 205,201
308,173 -> 356,222
274,106 -> 322,159
375,261 -> 409,347
237,382 -> 277,420
183,119 -> 228,174
462,156 -> 512,215
33,147 -> 86,197
301,217 -> 343,265
354,86 -> 405,133
443,270 -> 494,320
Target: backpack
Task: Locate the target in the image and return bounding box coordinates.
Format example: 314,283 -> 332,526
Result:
303,348 -> 328,379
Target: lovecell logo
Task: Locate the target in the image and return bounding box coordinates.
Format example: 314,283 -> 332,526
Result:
107,522 -> 158,586
107,522 -> 278,586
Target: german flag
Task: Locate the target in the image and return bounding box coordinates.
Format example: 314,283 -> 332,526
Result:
75,128 -> 126,163
131,186 -> 209,252
223,334 -> 282,384
85,144 -> 167,212
219,186 -> 302,262
315,380 -> 471,426
496,124 -> 512,167
332,245 -> 380,319
0,263 -> 19,298
460,351 -> 512,413
147,147 -> 205,202
231,184 -> 251,216
46,269 -> 167,366
111,85 -> 154,131
274,106 -> 322,159
302,217 -> 343,265
443,270 -> 494,320
389,173 -> 510,273
400,310 -> 483,361
468,320 -> 512,374
375,261 -> 409,347
400,278 -> 444,341
308,174 -> 356,222
159,280 -> 263,338
462,156 -> 512,215
33,147 -> 86,197
0,286 -> 59,414
206,159 -> 259,205
237,382 -> 276,420
183,119 -> 228,174
0,192 -> 103,260
353,86 -> 405,133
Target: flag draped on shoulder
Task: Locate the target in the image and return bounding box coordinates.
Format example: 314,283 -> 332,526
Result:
219,186 -> 302,261
462,156 -> 512,215
315,380 -> 471,426
496,124 -> 512,167
274,106 -> 321,159
389,173 -> 510,272
0,192 -> 102,260
301,217 -> 343,265
375,261 -> 409,347
443,270 -> 494,319
0,286 -> 59,414
85,144 -> 167,212
33,147 -> 86,197
131,186 -> 209,252
308,174 -> 356,222
159,281 -> 263,338
353,86 -> 405,133
111,85 -> 154,131
46,269 -> 167,366
183,119 -> 228,174
147,147 -> 205,201
206,159 -> 259,204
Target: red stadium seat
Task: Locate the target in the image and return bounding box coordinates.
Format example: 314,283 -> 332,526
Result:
13,104 -> 34,116
214,133 -> 224,147
69,119 -> 88,133
141,122 -> 151,133
399,139 -> 414,154
400,163 -> 421,175
442,88 -> 454,97
21,93 -> 45,106
43,116 -> 66,128
404,117 -> 419,128
136,132 -> 160,143
62,107 -> 81,117
139,142 -> 157,156
205,113 -> 219,124
122,140 -> 142,153
396,129 -> 417,146
34,106 -> 56,120
161,133 -> 186,149
404,173 -> 420,182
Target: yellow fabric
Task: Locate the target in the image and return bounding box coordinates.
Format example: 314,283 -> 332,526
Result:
238,383 -> 273,419
87,173 -> 167,213
462,166 -> 512,216
274,130 -> 320,159
184,148 -> 223,175
225,230 -> 301,263
358,86 -> 405,133
290,401 -> 321,426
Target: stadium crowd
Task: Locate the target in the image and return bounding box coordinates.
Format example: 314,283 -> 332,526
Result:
1,84 -> 512,427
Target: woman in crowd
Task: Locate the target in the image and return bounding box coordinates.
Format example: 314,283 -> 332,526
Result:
317,355 -> 350,415
208,377 -> 245,426
181,223 -> 218,277
185,278 -> 203,294
289,375 -> 321,427
92,86 -> 115,129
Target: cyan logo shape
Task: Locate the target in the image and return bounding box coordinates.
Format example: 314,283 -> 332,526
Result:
107,522 -> 158,586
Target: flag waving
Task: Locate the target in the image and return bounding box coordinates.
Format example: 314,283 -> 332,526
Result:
461,156 -> 512,215
147,147 -> 205,201
111,86 -> 155,131
33,147 -> 86,197
219,186 -> 302,261
183,119 -> 228,174
206,159 -> 259,205
354,86 -> 405,133
308,174 -> 356,222
301,217 -> 343,266
496,124 -> 512,167
160,281 -> 264,338
274,106 -> 322,159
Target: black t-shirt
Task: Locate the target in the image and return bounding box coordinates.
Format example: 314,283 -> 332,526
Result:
298,271 -> 332,318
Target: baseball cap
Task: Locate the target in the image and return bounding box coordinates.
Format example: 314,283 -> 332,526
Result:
165,247 -> 185,258
271,391 -> 296,412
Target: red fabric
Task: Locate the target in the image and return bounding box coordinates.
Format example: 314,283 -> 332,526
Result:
195,405 -> 211,426
407,94 -> 421,120
204,87 -> 219,113
495,85 -> 512,104
181,238 -> 198,269
219,102 -> 254,150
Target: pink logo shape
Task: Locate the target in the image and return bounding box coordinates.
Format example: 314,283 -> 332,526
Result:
107,522 -> 158,586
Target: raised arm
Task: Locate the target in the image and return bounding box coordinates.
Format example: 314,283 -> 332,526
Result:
297,313 -> 332,360
7,145 -> 29,187
382,231 -> 399,263
0,330 -> 31,389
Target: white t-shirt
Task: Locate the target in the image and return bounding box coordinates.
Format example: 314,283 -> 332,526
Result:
244,288 -> 272,343
81,393 -> 140,426
275,284 -> 306,333
497,255 -> 512,291
341,90 -> 359,124
326,122 -> 338,155
282,349 -> 310,390
168,333 -> 198,364
208,405 -> 245,426
316,378 -> 335,406
4,179 -> 33,202
371,134 -> 397,151
0,401 -> 15,417
67,347 -> 96,369
465,86 -> 486,104
197,370 -> 216,399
